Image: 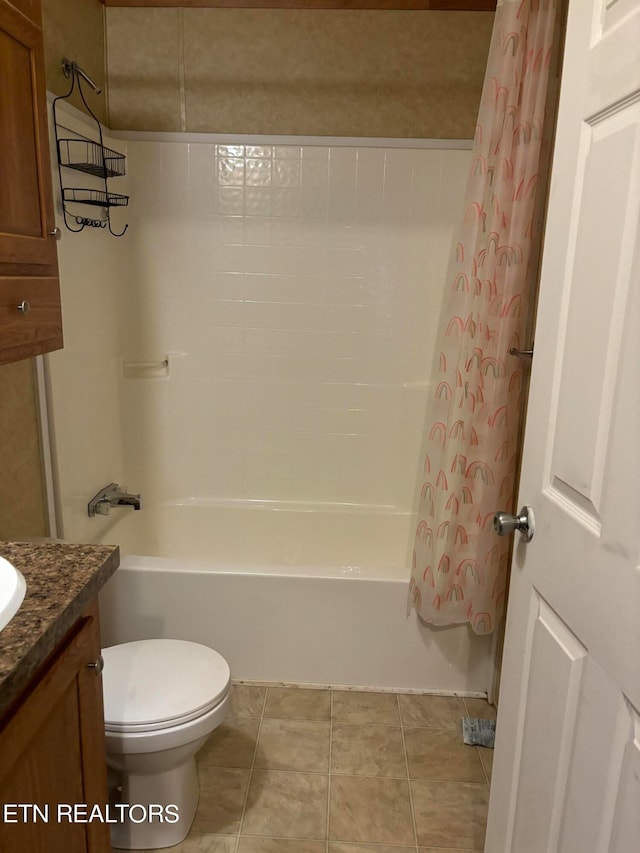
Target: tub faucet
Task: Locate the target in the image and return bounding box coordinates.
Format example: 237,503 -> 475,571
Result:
88,483 -> 143,517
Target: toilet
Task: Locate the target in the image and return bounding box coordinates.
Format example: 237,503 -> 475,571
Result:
101,639 -> 232,850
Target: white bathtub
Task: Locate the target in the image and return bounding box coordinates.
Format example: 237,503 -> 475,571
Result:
98,501 -> 493,694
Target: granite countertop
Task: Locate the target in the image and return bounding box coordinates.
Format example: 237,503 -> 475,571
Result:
0,541 -> 120,718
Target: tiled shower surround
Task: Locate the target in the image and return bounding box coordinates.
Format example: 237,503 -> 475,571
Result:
121,140 -> 470,509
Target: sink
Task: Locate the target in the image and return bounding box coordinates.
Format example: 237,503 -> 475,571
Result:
0,556 -> 26,632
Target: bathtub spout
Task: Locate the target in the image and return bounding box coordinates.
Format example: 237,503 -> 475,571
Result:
88,483 -> 143,517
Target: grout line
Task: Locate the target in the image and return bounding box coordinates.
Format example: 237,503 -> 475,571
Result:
236,833 -> 331,842
177,8 -> 187,133
207,763 -> 489,785
209,765 -> 488,783
478,747 -> 492,788
326,689 -> 334,853
397,694 -> 420,853
233,687 -> 268,853
330,720 -> 451,730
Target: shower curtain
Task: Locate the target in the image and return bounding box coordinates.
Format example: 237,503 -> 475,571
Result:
409,0 -> 557,635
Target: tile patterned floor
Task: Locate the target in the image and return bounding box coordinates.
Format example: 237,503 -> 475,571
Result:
114,685 -> 496,853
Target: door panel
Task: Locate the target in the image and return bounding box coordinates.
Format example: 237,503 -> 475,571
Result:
509,596 -> 586,852
551,114 -> 638,521
556,659 -> 630,851
0,27 -> 41,237
0,609 -> 111,853
610,713 -> 640,852
485,0 -> 640,849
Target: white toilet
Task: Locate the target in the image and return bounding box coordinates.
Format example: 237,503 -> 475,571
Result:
101,639 -> 232,850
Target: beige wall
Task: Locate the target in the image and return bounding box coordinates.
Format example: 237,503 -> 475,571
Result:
38,2 -> 493,138
0,361 -> 47,540
106,9 -> 493,137
45,104 -> 130,545
41,0 -> 107,124
0,0 -> 105,543
0,0 -> 106,545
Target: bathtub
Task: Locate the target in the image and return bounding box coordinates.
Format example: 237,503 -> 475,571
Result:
98,500 -> 493,694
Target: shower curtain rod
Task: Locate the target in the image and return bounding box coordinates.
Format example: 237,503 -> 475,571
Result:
99,0 -> 495,10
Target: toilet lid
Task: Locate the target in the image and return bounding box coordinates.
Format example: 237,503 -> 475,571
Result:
102,639 -> 231,732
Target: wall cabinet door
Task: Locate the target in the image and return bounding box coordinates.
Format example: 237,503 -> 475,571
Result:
0,0 -> 63,363
5,0 -> 39,25
0,607 -> 111,853
0,0 -> 58,274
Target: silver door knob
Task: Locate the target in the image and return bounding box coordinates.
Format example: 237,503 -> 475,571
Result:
49,227 -> 62,240
493,505 -> 535,542
87,655 -> 104,676
17,300 -> 31,315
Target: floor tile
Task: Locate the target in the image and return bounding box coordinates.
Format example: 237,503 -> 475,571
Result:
191,766 -> 250,834
237,839 -> 325,852
411,779 -> 489,849
126,686 -> 494,853
478,745 -> 494,782
464,697 -> 498,721
263,686 -> 331,720
398,694 -> 465,729
145,835 -> 237,852
329,775 -> 415,846
231,685 -> 266,719
197,718 -> 259,768
241,770 -> 328,839
332,691 -> 400,725
255,718 -> 330,772
331,723 -> 406,778
404,727 -> 486,782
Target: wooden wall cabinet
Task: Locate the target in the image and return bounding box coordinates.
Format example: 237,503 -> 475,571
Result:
0,605 -> 111,853
0,0 -> 63,365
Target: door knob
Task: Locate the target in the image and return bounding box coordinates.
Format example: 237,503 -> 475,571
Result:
493,506 -> 535,542
87,655 -> 104,676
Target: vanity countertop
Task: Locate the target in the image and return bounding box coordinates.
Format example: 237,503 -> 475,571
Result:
0,541 -> 119,717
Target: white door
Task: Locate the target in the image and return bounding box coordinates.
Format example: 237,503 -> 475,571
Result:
484,0 -> 640,851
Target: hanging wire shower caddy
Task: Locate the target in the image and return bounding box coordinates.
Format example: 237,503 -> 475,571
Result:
53,58 -> 129,236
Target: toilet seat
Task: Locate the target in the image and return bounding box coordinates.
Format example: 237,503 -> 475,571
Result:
102,639 -> 231,734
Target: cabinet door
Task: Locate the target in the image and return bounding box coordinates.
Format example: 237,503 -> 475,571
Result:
0,0 -> 58,273
0,607 -> 111,853
0,276 -> 62,364
5,0 -> 39,26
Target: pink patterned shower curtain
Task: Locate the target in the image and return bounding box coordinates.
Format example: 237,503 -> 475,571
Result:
409,0 -> 557,635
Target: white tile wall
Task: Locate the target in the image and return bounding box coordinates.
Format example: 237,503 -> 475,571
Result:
123,140 -> 470,509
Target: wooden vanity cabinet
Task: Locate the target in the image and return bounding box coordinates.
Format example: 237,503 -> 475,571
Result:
0,603 -> 111,853
0,0 -> 63,365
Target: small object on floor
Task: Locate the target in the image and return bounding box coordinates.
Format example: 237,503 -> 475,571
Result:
461,716 -> 496,748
